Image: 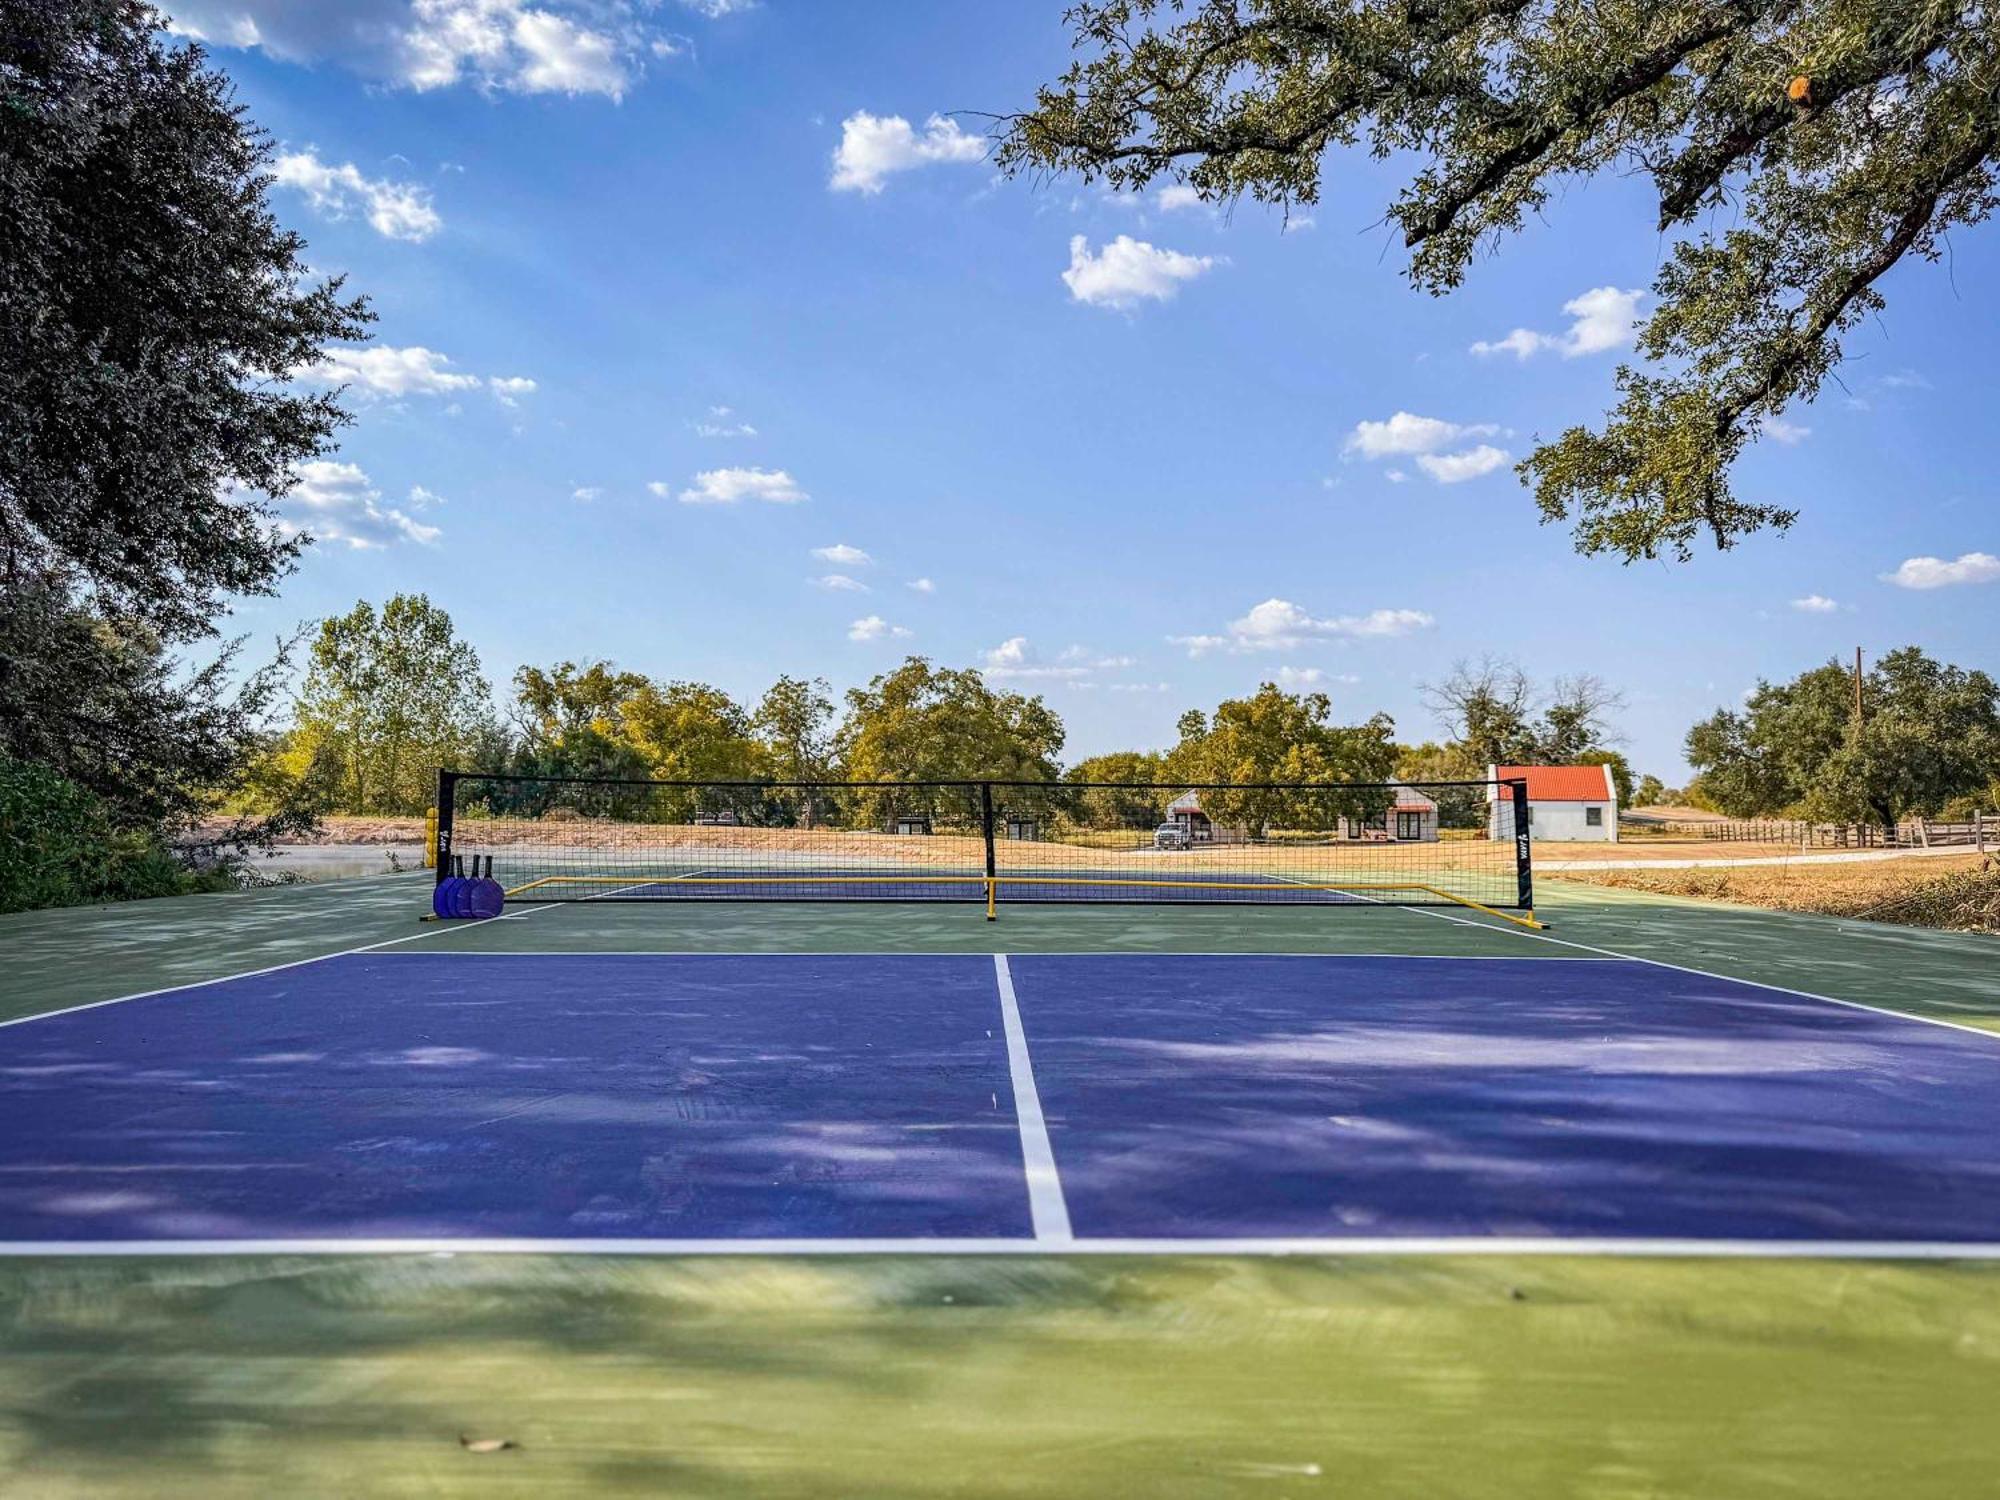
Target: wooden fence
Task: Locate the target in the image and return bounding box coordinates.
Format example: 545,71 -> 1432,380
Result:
1618,813 -> 1994,851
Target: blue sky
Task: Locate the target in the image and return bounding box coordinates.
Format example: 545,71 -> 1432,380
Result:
167,1 -> 1997,780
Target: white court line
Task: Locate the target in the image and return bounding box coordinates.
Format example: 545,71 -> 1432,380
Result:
1398,901 -> 2000,1046
0,895 -> 556,1034
366,950 -> 1625,961
3,1235 -> 1999,1260
993,954 -> 1073,1244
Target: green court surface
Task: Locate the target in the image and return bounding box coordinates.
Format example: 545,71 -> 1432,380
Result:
2,876 -> 1998,1497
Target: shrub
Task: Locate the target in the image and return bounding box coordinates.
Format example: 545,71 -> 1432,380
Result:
0,754 -> 197,913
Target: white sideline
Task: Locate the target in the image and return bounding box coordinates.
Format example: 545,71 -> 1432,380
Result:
3,1235 -> 1999,1260
993,954 -> 1072,1244
0,901 -> 555,1034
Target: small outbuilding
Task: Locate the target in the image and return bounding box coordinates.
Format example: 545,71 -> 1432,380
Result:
1488,764 -> 1620,842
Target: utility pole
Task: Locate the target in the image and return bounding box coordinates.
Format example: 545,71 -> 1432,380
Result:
1851,647 -> 1863,746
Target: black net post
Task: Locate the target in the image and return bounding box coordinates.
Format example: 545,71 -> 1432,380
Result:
434,769 -> 458,891
980,781 -> 998,917
1510,778 -> 1534,915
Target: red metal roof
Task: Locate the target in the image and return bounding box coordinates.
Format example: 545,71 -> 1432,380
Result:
1492,765 -> 1614,802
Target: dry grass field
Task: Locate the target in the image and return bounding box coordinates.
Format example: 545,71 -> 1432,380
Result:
1552,853 -> 2000,934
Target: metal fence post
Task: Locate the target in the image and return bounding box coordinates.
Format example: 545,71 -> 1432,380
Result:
980,782 -> 998,920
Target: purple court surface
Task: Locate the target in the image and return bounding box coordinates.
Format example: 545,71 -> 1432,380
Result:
5,951 -> 2000,1252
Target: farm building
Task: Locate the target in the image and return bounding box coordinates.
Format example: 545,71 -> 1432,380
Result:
1338,782 -> 1440,843
1487,764 -> 1620,843
1166,785 -> 1440,843
1164,791 -> 1247,845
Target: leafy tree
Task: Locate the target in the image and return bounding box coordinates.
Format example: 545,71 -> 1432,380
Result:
1631,773 -> 1668,808
836,657 -> 1065,825
2,0 -> 371,639
1168,683 -> 1397,833
294,596 -> 492,815
1066,749 -> 1169,829
0,573 -> 306,837
620,680 -> 764,806
754,675 -> 837,784
510,660 -> 651,782
1576,748 -> 1635,806
1393,739 -> 1487,827
998,0 -> 2000,561
0,751 -> 205,913
1685,647 -> 2000,828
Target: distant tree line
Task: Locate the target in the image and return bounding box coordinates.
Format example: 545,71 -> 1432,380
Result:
1682,649 -> 2000,830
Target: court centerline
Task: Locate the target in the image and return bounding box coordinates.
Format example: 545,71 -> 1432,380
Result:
994,954 -> 1073,1244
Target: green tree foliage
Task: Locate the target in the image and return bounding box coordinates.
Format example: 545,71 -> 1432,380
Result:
1168,683 -> 1398,833
837,658 -> 1066,825
0,575 -> 308,840
1393,740 -> 1488,828
1066,749 -> 1169,829
998,0 -> 2000,560
1576,749 -> 1635,806
294,596 -> 492,815
755,676 -> 837,784
1685,647 -> 2000,826
510,660 -> 652,781
1,0 -> 371,638
0,751 -> 206,913
621,680 -> 765,818
1631,773 -> 1668,808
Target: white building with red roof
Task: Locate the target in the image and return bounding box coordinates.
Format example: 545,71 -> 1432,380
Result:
1487,764 -> 1620,842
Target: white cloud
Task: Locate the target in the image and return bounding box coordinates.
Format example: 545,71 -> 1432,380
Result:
1415,444 -> 1510,484
306,345 -> 488,400
1469,328 -> 1552,360
488,375 -> 537,406
279,460 -> 440,549
681,0 -> 756,13
674,467 -> 808,505
1882,369 -> 1932,390
1471,286 -> 1644,360
1790,594 -> 1839,612
168,0 -> 655,98
695,405 -> 757,438
829,111 -> 984,194
1155,184 -> 1205,213
1062,235 -> 1217,309
407,484 -> 446,509
1764,418 -> 1811,445
571,486 -> 601,502
981,637 -> 1091,681
1274,666 -> 1327,688
815,574 -> 869,592
1881,552 -> 2000,589
1173,599 -> 1435,656
1108,682 -> 1172,694
271,150 -> 441,241
813,543 -> 872,566
1345,412 -> 1502,460
906,577 -> 935,593
1384,469 -> 1409,485
848,615 -> 912,642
